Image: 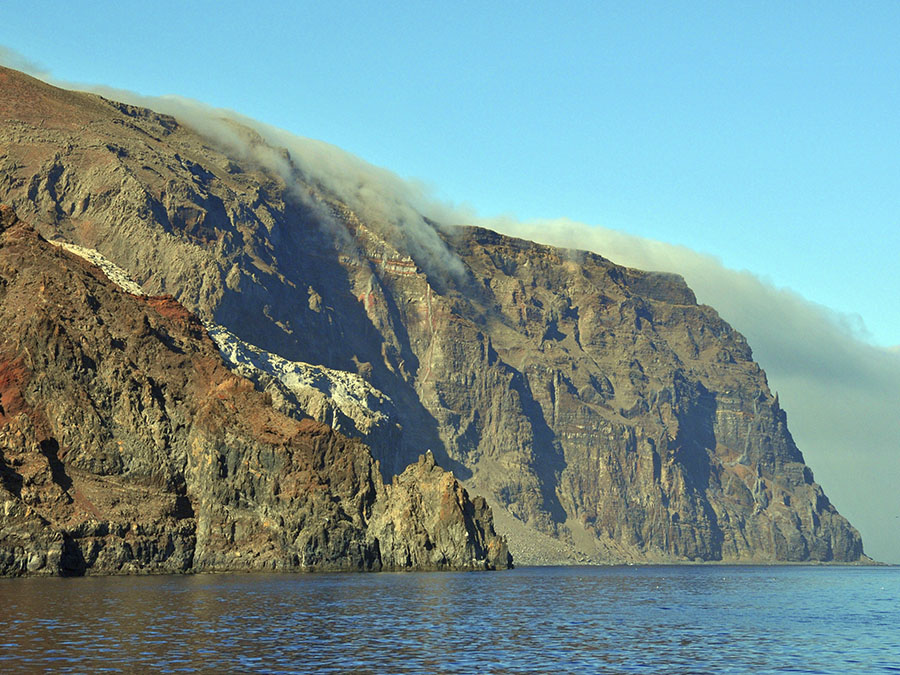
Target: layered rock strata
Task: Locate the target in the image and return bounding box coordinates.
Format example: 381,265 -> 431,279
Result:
0,205 -> 510,575
0,66 -> 865,563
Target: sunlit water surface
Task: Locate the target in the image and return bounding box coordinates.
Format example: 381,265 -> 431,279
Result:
1,565 -> 898,673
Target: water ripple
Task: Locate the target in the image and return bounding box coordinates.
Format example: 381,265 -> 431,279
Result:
0,566 -> 898,673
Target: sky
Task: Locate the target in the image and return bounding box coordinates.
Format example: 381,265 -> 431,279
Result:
2,1 -> 898,560
4,1 -> 897,346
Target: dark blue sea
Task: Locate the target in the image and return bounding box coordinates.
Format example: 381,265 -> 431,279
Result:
1,565 -> 898,673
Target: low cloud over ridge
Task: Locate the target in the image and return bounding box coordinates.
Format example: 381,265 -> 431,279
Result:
6,51 -> 897,563
487,218 -> 900,564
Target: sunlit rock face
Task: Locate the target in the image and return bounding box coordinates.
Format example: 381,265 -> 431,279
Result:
0,66 -> 865,564
204,321 -> 405,466
0,206 -> 510,576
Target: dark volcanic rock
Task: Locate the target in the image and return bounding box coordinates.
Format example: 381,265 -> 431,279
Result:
0,208 -> 509,575
0,66 -> 865,564
438,228 -> 863,562
369,451 -> 512,570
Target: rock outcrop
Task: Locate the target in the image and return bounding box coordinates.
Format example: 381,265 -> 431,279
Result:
0,66 -> 865,563
0,208 -> 510,576
206,322 -> 403,455
369,451 -> 510,570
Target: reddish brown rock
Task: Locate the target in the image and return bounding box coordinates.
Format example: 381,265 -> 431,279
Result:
0,208 -> 510,575
0,66 -> 865,564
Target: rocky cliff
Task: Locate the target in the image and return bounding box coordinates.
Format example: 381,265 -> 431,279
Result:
0,66 -> 865,563
0,204 -> 510,575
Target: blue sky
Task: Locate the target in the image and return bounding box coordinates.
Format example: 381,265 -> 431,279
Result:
2,2 -> 899,560
3,1 -> 899,346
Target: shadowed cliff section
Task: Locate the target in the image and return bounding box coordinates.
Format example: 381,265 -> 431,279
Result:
0,205 -> 510,576
0,66 -> 866,564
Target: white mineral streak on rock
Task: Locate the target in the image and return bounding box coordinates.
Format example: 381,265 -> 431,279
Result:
205,327 -> 402,464
205,323 -> 395,432
49,239 -> 401,466
50,240 -> 146,296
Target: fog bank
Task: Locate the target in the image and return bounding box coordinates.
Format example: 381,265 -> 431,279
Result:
6,53 -> 897,563
487,219 -> 900,564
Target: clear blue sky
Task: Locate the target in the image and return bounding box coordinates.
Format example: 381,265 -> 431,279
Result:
3,1 -> 899,345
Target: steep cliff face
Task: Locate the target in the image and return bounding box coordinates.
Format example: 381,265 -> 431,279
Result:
205,321 -> 404,456
369,450 -> 510,571
430,229 -> 861,562
0,205 -> 510,576
0,66 -> 864,563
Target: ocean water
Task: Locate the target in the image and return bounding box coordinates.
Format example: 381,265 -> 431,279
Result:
0,565 -> 897,673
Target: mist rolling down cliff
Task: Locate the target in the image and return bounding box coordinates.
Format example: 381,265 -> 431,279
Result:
0,65 -> 878,571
